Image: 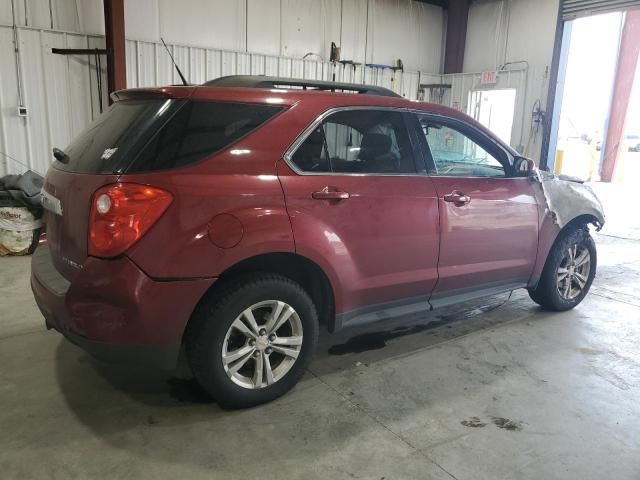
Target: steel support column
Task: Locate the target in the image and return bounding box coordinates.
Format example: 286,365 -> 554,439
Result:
540,1 -> 565,171
601,10 -> 640,182
103,0 -> 126,100
443,0 -> 470,74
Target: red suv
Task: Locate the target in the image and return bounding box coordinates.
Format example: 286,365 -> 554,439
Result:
32,76 -> 605,408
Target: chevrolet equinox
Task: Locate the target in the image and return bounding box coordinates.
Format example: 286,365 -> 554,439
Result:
32,76 -> 605,408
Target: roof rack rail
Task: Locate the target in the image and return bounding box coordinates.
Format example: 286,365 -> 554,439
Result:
202,75 -> 401,98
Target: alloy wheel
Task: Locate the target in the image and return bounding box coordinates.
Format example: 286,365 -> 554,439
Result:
556,244 -> 591,300
222,300 -> 303,389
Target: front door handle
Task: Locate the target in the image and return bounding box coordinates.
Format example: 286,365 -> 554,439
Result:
443,191 -> 471,206
312,186 -> 350,201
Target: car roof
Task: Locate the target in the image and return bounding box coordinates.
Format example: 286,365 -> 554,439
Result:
112,80 -> 519,157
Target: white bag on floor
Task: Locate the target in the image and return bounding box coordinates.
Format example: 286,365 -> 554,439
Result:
0,206 -> 41,256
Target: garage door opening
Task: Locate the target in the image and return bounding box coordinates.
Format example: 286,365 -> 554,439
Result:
547,10 -> 640,182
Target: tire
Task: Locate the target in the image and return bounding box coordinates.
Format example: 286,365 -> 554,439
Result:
528,227 -> 597,311
186,273 -> 318,408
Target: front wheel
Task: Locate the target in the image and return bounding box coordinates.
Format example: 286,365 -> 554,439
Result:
528,227 -> 597,311
186,273 -> 318,408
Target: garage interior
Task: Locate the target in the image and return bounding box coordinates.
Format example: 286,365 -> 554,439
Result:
1,0 -> 640,479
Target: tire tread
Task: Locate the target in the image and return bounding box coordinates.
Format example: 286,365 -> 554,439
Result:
528,226 -> 596,311
185,272 -> 318,408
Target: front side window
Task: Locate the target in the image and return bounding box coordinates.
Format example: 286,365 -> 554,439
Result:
291,109 -> 416,174
417,116 -> 506,178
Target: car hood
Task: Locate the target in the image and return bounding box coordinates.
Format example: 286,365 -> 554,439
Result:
534,170 -> 605,229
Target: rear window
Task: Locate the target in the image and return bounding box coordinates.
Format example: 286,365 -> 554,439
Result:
54,99 -> 282,174
55,99 -> 178,174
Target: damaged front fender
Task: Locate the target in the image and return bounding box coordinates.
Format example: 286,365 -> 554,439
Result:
533,170 -> 605,230
526,168 -> 605,289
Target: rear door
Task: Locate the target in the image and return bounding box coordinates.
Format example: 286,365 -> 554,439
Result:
278,108 -> 440,326
411,113 -> 539,307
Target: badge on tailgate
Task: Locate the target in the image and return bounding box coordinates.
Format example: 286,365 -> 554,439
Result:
40,189 -> 63,216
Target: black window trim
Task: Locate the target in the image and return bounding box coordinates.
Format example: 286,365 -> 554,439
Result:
284,106 -> 424,177
409,111 -> 520,179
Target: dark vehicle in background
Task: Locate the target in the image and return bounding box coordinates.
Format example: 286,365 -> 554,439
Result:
31,76 -> 604,408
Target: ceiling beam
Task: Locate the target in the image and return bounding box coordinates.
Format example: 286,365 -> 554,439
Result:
103,0 -> 126,101
443,0 -> 469,74
415,0 -> 449,7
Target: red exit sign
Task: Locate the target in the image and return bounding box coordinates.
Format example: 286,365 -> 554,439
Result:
481,70 -> 498,84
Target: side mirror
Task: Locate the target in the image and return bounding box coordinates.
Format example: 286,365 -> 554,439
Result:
514,157 -> 536,177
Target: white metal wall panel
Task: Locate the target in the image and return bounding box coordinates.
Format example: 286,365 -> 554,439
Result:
1,26 -> 434,176
0,26 -> 29,175
18,28 -> 49,174
77,0 -> 106,35
0,25 -> 104,176
1,0 -> 450,105
123,0 -> 159,41
0,1 -> 15,26
135,41 -> 156,87
157,0 -> 246,50
370,0 -> 443,72
7,0 -> 445,72
53,0 -> 81,31
246,0 -> 281,56
27,0 -> 53,29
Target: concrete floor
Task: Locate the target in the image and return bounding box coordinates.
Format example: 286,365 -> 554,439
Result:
1,215 -> 640,479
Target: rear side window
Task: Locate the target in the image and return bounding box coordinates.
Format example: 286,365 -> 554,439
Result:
53,99 -> 282,174
129,101 -> 283,172
290,109 -> 416,174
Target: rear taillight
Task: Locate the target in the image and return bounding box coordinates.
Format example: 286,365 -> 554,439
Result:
88,183 -> 173,258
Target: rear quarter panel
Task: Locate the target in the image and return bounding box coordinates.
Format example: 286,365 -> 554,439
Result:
122,109 -> 301,279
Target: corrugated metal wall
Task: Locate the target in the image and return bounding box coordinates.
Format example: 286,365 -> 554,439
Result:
0,25 -> 106,176
124,37 -> 427,96
0,24 -> 438,177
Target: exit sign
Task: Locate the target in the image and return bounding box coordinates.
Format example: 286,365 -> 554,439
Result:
481,70 -> 498,84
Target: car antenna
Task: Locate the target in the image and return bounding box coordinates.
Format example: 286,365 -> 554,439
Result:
160,37 -> 188,86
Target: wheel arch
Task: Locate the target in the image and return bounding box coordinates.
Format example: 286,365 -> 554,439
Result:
529,213 -> 599,289
183,252 -> 337,343
560,213 -> 601,234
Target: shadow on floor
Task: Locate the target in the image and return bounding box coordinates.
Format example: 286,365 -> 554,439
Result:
48,289 -> 548,470
55,291 -> 528,411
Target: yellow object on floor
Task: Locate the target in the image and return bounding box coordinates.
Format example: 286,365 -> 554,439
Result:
554,149 -> 564,174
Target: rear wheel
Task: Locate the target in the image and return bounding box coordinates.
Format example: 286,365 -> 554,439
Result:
528,227 -> 597,311
186,273 -> 318,408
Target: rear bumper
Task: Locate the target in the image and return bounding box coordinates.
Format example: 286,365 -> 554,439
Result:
57,328 -> 181,371
31,245 -> 215,371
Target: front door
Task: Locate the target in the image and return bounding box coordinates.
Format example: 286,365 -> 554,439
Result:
412,113 -> 539,307
278,108 -> 440,327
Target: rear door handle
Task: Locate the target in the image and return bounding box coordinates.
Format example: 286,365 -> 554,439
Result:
443,191 -> 471,205
312,186 -> 350,201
